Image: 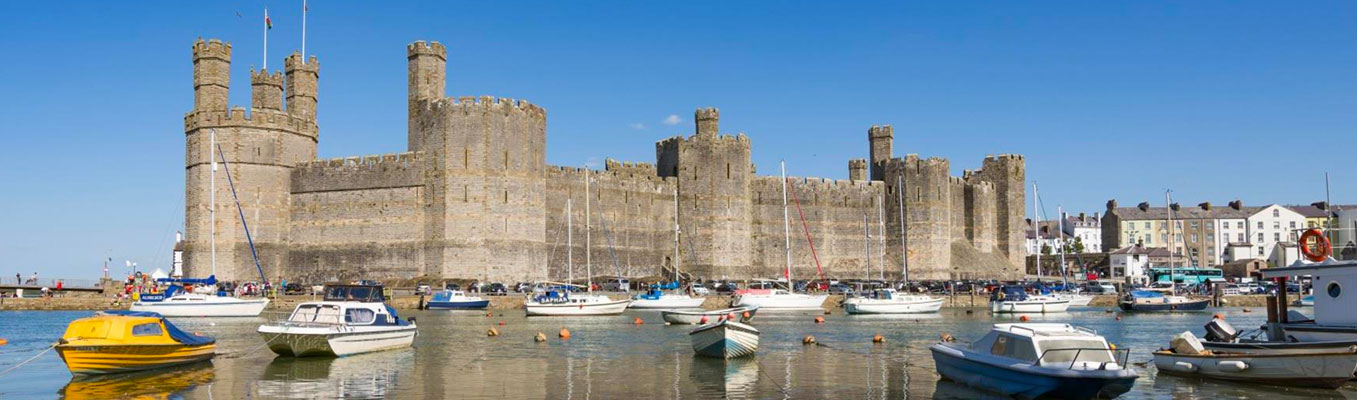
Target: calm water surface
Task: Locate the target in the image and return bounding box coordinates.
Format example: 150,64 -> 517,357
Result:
0,306 -> 1352,399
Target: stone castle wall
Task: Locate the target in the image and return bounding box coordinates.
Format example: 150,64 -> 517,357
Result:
182,37 -> 1027,283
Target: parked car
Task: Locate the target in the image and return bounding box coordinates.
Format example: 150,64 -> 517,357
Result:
601,278 -> 630,292
415,284 -> 432,295
715,282 -> 739,294
486,282 -> 508,295
218,281 -> 237,294
310,284 -> 325,295
1085,283 -> 1117,294
690,283 -> 711,296
444,283 -> 461,291
514,282 -> 533,293
828,283 -> 854,294
283,283 -> 305,295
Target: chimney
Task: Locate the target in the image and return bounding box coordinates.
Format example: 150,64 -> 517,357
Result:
1107,199 -> 1118,210
1229,200 -> 1242,210
1170,203 -> 1180,211
1138,202 -> 1150,212
1312,201 -> 1328,210
1078,212 -> 1086,221
1094,212 -> 1100,221
175,231 -> 183,243
1199,202 -> 1211,211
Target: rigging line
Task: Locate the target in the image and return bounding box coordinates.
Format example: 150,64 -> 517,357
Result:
0,344 -> 54,378
594,202 -> 624,279
787,178 -> 826,283
217,144 -> 268,284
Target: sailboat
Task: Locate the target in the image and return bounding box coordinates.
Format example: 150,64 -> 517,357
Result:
630,188 -> 706,309
845,194 -> 942,314
1053,205 -> 1092,307
991,182 -> 1068,314
733,161 -> 828,311
525,168 -> 631,316
132,129 -> 269,317
1118,190 -> 1209,312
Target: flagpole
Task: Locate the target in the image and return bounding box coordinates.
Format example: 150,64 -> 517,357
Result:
301,0 -> 307,59
263,8 -> 269,70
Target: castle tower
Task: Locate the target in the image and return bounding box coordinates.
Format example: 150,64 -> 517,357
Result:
192,39 -> 231,111
972,155 -> 1026,268
848,158 -> 867,181
655,107 -> 752,277
183,39 -> 319,282
251,68 -> 284,111
407,41 -> 446,151
868,125 -> 893,180
285,52 -> 319,119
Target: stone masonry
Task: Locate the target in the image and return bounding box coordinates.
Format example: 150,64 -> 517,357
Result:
183,38 -> 1027,283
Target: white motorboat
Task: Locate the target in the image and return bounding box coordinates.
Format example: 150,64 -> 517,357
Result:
662,306 -> 758,325
131,291 -> 269,317
733,289 -> 827,311
690,319 -> 759,359
525,290 -> 631,316
257,284 -> 417,357
989,286 -> 1069,314
844,289 -> 943,314
1153,331 -> 1357,389
1258,241 -> 1357,342
930,323 -> 1137,399
630,289 -> 706,309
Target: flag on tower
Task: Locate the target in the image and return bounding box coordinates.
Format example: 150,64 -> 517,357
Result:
265,10 -> 273,29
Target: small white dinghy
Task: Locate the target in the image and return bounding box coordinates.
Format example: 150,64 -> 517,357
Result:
1153,331 -> 1357,389
690,319 -> 759,359
257,284 -> 417,357
663,306 -> 758,325
990,286 -> 1070,314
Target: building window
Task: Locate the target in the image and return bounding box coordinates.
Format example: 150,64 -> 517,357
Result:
1237,233 -> 1244,242
1289,221 -> 1297,229
1206,233 -> 1214,241
1191,234 -> 1198,242
1256,233 -> 1263,243
1274,222 -> 1280,230
1191,221 -> 1199,229
1161,234 -> 1168,242
1258,247 -> 1264,256
1257,221 -> 1263,229
1237,221 -> 1244,229
1273,209 -> 1280,217
1274,232 -> 1280,241
1144,222 -> 1151,229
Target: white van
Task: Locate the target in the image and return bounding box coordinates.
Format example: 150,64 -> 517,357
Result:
602,278 -> 630,292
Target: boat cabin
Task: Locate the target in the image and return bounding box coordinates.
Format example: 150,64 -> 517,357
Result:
322,285 -> 386,303
969,324 -> 1124,370
990,286 -> 1030,302
286,285 -> 407,326
430,290 -> 472,302
1262,259 -> 1357,326
62,311 -> 214,346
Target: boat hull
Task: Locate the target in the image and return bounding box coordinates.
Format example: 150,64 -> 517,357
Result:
990,299 -> 1070,314
1202,340 -> 1357,355
845,297 -> 944,314
257,325 -> 417,357
930,343 -> 1136,399
524,299 -> 631,316
690,320 -> 759,359
1118,299 -> 1210,312
56,343 -> 216,375
1153,350 -> 1357,389
424,300 -> 490,310
732,294 -> 826,311
629,295 -> 706,309
662,307 -> 758,324
130,297 -> 270,317
1279,323 -> 1357,342
1060,295 -> 1093,307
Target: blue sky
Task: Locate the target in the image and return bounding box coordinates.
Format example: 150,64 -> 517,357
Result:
1,1 -> 1355,278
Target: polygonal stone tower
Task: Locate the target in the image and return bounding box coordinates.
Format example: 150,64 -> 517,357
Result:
868,125 -> 893,180
655,107 -> 753,278
972,154 -> 1026,267
407,40 -> 446,152
848,158 -> 868,181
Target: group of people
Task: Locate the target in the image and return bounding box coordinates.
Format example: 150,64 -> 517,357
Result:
15,272 -> 38,285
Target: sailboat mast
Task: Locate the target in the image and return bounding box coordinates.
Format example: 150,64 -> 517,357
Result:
209,129 -> 217,277
1033,182 -> 1041,280
673,187 -> 680,284
585,168 -> 592,292
864,213 -> 871,281
781,161 -> 793,287
1166,189 -> 1174,293
897,175 -> 908,282
878,196 -> 886,281
567,199 -> 573,286
1058,204 -> 1067,285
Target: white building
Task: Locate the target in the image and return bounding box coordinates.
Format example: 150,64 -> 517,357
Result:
1331,205 -> 1357,260
1245,204 -> 1306,265
1108,245 -> 1156,283
1061,212 -> 1102,253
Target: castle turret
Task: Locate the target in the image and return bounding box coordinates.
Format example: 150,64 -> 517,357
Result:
285,52 -> 319,120
868,125 -> 893,180
192,39 -> 231,111
251,68 -> 284,111
695,107 -> 719,138
407,40 -> 447,151
848,158 -> 867,181
971,154 -> 1026,268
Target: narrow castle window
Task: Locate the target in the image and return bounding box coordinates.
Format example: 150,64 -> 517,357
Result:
726,163 -> 731,179
504,151 -> 509,169
504,190 -> 508,203
464,148 -> 469,169
463,185 -> 468,202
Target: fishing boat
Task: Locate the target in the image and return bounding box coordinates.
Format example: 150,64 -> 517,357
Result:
845,288 -> 944,314
1198,316 -> 1357,355
1153,331 -> 1357,389
631,189 -> 706,310
1260,249 -> 1357,342
56,310 -> 216,375
424,289 -> 489,310
733,161 -> 829,311
133,131 -> 270,317
689,319 -> 760,359
1117,289 -> 1209,312
257,284 -> 417,357
525,287 -> 631,316
930,323 -> 1137,399
989,285 -> 1070,314
662,306 -> 758,325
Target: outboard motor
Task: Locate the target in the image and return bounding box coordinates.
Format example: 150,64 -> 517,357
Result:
1203,318 -> 1238,342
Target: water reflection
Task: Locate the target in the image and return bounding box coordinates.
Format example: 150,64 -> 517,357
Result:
688,356 -> 759,398
255,350 -> 411,399
59,361 -> 214,400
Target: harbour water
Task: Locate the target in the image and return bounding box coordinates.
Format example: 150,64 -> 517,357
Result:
0,307 -> 1350,399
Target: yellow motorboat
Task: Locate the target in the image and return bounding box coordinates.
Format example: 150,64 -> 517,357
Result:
56,310 -> 216,375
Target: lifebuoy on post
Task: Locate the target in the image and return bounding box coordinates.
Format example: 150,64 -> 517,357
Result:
1299,228 -> 1331,262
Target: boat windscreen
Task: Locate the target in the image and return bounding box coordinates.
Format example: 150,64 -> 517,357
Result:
323,285 -> 385,302
1037,339 -> 1115,364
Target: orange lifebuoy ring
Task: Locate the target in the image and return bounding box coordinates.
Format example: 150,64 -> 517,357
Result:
1299,228 -> 1331,262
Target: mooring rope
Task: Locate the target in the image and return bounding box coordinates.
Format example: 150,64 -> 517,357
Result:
0,344 -> 55,377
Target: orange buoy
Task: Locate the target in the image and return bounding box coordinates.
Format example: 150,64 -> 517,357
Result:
535,332 -> 547,342
499,320 -> 505,326
742,311 -> 751,319
872,334 -> 885,343
699,316 -> 710,324
1019,315 -> 1030,322
814,316 -> 825,324
1115,315 -> 1121,321
1213,313 -> 1225,320
0,338 -> 8,346
633,317 -> 644,325
559,327 -> 571,339
487,327 -> 500,336
803,335 -> 816,345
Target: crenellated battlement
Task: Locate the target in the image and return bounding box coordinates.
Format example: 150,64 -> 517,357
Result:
192,38 -> 231,60
604,158 -> 658,176
291,152 -> 424,194
299,151 -> 423,170
184,107 -> 318,137
407,40 -> 447,60
695,107 -> 720,137
251,68 -> 285,85
868,125 -> 893,139
284,52 -> 320,72
422,95 -> 546,120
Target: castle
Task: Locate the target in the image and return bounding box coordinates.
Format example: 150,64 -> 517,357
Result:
183,38 -> 1027,284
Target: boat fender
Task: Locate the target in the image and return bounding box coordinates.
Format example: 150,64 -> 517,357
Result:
802,335 -> 816,345
872,334 -> 885,344
742,311 -> 751,319
1174,361 -> 1198,372
1019,315 -> 1029,322
499,320 -> 505,326
699,316 -> 709,324
534,332 -> 547,342
408,317 -> 417,324
940,333 -> 956,342
1217,360 -> 1248,372
814,316 -> 825,324
727,313 -> 736,321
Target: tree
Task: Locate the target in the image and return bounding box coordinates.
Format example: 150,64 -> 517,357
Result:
1041,243 -> 1052,255
1070,237 -> 1086,254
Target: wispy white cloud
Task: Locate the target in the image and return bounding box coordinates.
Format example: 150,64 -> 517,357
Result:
628,122 -> 646,130
584,156 -> 603,169
662,114 -> 681,126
